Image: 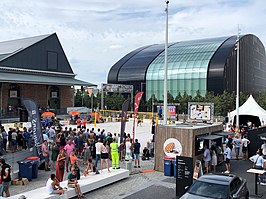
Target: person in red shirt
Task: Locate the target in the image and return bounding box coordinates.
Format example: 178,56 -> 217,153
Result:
82,118 -> 87,130
77,117 -> 81,130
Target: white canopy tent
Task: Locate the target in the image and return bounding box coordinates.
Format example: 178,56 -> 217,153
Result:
229,95 -> 266,126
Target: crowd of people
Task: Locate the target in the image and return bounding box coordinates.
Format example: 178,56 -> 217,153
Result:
203,126 -> 251,174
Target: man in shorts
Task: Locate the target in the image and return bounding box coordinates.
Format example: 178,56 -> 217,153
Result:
0,158 -> 11,197
224,144 -> 231,173
134,139 -> 141,168
46,174 -> 64,195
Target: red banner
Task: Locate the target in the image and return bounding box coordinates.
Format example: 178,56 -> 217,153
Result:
133,92 -> 144,141
134,92 -> 144,115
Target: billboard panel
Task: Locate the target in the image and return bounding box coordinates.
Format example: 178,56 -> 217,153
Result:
188,102 -> 214,123
102,83 -> 133,93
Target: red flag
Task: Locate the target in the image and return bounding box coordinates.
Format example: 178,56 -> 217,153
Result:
133,92 -> 144,141
134,92 -> 144,115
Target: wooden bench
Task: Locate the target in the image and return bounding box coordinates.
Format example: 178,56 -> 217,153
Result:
9,168 -> 129,199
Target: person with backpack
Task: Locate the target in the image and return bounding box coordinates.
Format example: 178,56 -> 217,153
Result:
0,158 -> 11,197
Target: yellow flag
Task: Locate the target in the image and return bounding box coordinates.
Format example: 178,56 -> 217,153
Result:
94,112 -> 97,127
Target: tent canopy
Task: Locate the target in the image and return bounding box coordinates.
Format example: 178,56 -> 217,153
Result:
229,95 -> 266,126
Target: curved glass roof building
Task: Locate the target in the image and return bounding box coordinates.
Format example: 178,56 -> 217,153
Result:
108,34 -> 266,100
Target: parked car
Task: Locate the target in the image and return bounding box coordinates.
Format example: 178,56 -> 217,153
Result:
180,173 -> 249,199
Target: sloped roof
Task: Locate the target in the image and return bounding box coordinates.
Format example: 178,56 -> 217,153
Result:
229,95 -> 266,120
0,34 -> 50,61
0,34 -> 96,86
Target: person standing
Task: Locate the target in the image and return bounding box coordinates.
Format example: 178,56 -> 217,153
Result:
210,145 -> 217,172
1,127 -> 8,152
224,144 -> 231,173
100,141 -> 110,172
11,129 -> 17,153
125,138 -> 132,159
95,138 -> 102,168
203,145 -> 211,173
233,134 -> 241,160
261,141 -> 266,157
110,138 -> 120,169
51,142 -> 60,171
23,127 -> 30,150
249,149 -> 265,184
42,140 -> 50,171
133,139 -> 141,168
64,139 -> 75,172
0,159 -> 11,197
56,149 -> 66,182
242,135 -> 250,160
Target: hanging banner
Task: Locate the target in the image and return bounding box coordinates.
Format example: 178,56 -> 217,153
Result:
22,99 -> 43,157
133,92 -> 144,140
120,99 -> 130,144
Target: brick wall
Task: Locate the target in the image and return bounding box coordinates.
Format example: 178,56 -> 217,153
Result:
1,83 -> 74,114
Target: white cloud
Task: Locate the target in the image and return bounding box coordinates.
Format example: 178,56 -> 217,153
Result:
0,0 -> 265,87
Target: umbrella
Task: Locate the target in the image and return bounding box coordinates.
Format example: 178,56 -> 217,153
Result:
41,111 -> 55,117
68,111 -> 80,116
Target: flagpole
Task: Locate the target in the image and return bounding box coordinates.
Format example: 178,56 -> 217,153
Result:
236,25 -> 240,128
163,0 -> 169,125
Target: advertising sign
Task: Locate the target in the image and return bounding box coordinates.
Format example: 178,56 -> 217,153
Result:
188,102 -> 214,123
102,83 -> 133,93
176,156 -> 193,198
157,106 -> 176,120
163,138 -> 182,158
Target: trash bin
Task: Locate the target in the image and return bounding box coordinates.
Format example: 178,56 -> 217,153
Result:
172,160 -> 177,178
26,156 -> 40,179
163,156 -> 174,176
125,159 -> 132,172
17,160 -> 33,181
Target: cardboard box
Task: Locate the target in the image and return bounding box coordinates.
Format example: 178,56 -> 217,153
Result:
11,178 -> 29,185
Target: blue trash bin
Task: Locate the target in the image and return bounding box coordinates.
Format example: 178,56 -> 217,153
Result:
172,160 -> 177,177
17,160 -> 33,181
26,156 -> 40,179
163,157 -> 173,176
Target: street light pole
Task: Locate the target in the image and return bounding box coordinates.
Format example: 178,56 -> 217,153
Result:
163,0 -> 169,125
236,25 -> 240,128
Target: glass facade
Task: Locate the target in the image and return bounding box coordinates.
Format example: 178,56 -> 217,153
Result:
146,37 -> 228,100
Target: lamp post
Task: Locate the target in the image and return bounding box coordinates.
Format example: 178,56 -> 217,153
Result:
163,0 -> 169,125
236,25 -> 241,128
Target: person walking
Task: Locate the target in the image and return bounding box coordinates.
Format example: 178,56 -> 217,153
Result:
110,138 -> 120,169
224,144 -> 231,173
56,149 -> 66,182
125,138 -> 132,159
242,135 -> 250,160
0,159 -> 11,197
133,139 -> 141,168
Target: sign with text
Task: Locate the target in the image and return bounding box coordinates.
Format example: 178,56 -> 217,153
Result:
102,83 -> 133,93
176,156 -> 193,198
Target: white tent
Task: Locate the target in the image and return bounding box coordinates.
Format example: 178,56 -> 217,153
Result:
229,95 -> 266,125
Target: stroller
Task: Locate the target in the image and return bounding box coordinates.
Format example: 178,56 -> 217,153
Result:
142,147 -> 150,161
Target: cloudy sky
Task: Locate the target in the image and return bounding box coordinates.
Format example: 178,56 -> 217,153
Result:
0,0 -> 265,87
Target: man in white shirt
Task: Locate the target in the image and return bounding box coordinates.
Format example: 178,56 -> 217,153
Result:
46,174 -> 64,195
125,138 -> 132,159
224,144 -> 231,173
261,141 -> 266,156
242,136 -> 250,160
95,138 -> 103,168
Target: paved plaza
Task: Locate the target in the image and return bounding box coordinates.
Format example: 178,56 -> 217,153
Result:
1,120 -> 265,198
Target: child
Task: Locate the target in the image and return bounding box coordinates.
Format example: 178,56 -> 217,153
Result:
84,158 -> 99,176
